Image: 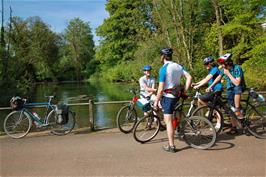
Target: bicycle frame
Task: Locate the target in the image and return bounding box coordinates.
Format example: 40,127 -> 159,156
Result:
22,97 -> 56,126
240,89 -> 265,118
175,90 -> 201,118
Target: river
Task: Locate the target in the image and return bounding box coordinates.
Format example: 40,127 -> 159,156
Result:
0,81 -> 140,133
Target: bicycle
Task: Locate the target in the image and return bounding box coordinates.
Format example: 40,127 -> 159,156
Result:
174,89 -> 201,119
192,88 -> 266,138
4,95 -> 76,139
133,93 -> 217,150
116,89 -> 139,133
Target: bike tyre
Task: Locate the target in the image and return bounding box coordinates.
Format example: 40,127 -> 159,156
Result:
49,110 -> 76,136
246,103 -> 266,139
133,114 -> 160,143
192,105 -> 224,134
182,116 -> 217,150
4,110 -> 32,139
116,105 -> 137,134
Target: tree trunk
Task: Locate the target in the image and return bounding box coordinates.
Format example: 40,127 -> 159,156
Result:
212,0 -> 223,55
153,0 -> 172,47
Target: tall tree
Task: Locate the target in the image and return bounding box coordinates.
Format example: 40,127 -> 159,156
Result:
64,18 -> 95,81
96,0 -> 153,76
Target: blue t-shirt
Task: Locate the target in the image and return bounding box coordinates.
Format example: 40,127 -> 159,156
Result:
208,67 -> 222,91
219,64 -> 245,89
159,61 -> 185,98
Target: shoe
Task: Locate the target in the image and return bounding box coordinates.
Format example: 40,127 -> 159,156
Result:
226,127 -> 238,135
162,144 -> 177,153
215,123 -> 221,131
235,111 -> 244,119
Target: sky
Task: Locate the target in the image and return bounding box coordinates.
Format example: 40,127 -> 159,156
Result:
2,0 -> 109,43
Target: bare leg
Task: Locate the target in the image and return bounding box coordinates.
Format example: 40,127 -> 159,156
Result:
164,114 -> 174,146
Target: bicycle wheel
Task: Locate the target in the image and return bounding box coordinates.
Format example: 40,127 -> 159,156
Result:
182,116 -> 216,150
48,110 -> 76,135
246,103 -> 266,139
116,104 -> 137,133
192,105 -> 224,134
4,110 -> 32,138
133,114 -> 160,143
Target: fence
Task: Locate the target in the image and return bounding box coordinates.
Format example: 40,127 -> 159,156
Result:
0,91 -> 265,132
0,100 -> 130,132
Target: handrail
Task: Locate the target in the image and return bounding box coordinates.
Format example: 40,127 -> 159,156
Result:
0,91 -> 265,111
0,100 -> 130,111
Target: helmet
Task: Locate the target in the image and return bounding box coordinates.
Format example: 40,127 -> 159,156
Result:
143,65 -> 152,71
217,53 -> 232,64
203,57 -> 214,65
160,48 -> 173,56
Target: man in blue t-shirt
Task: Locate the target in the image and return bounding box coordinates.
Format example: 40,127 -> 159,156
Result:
193,57 -> 223,130
207,53 -> 246,134
154,47 -> 192,153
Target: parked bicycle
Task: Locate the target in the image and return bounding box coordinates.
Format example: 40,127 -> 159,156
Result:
192,88 -> 266,138
4,95 -> 76,138
116,89 -> 139,133
133,93 -> 217,150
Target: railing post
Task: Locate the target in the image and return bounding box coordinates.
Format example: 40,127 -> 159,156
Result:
88,99 -> 94,131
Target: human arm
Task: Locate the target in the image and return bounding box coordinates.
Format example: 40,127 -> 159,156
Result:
193,74 -> 213,89
154,82 -> 164,107
183,70 -> 192,92
206,74 -> 222,92
223,69 -> 241,86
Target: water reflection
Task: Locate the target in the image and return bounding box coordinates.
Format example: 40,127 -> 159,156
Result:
0,81 -> 139,132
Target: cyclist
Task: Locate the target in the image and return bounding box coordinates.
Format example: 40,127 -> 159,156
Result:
207,53 -> 246,135
154,47 -> 192,153
193,56 -> 223,130
139,65 -> 157,100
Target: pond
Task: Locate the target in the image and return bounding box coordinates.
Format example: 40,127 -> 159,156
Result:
0,81 -> 142,133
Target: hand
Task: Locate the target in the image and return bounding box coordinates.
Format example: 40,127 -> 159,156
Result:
193,85 -> 200,89
191,83 -> 197,87
223,69 -> 230,76
206,87 -> 212,92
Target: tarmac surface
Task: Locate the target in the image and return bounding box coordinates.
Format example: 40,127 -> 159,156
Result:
0,128 -> 265,177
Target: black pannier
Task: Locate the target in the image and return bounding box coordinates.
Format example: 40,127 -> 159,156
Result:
10,96 -> 24,110
55,103 -> 69,125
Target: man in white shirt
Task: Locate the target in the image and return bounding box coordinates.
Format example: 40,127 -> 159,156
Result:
154,48 -> 192,153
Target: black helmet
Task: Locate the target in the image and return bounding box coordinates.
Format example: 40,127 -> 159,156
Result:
203,57 -> 214,65
160,48 -> 173,56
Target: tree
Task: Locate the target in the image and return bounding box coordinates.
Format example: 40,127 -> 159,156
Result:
64,18 -> 95,81
96,0 -> 153,81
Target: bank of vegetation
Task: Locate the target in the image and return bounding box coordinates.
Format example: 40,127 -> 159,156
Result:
0,0 -> 266,96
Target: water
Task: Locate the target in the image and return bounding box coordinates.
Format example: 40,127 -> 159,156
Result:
0,81 -> 140,133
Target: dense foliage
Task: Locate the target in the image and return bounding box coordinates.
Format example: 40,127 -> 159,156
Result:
0,17 -> 95,95
95,0 -> 266,89
0,0 -> 265,93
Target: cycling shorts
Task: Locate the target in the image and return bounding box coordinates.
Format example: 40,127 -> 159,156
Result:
161,96 -> 178,114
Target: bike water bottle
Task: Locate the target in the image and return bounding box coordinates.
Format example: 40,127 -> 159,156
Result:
172,117 -> 180,130
33,112 -> 41,126
257,94 -> 265,102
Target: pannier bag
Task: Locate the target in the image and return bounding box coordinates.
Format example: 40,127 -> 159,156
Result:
136,98 -> 151,112
10,96 -> 24,110
55,103 -> 69,125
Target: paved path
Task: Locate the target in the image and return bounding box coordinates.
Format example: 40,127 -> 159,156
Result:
0,129 -> 265,177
